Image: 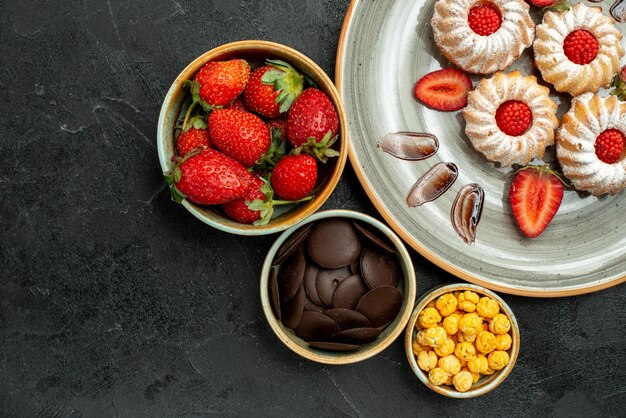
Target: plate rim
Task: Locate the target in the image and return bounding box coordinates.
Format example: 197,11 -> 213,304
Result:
335,0 -> 626,297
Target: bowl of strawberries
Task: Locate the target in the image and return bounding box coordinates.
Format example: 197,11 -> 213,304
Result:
157,40 -> 348,235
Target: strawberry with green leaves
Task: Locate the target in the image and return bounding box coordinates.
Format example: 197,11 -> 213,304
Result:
165,149 -> 254,205
286,88 -> 339,147
244,60 -> 304,119
271,154 -> 318,201
176,115 -> 212,157
208,109 -> 271,167
509,165 -> 564,238
221,176 -> 312,225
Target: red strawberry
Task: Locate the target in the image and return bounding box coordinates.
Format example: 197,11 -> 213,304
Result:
414,68 -> 473,111
468,4 -> 501,36
509,166 -> 564,238
271,154 -> 317,201
176,115 -> 212,156
495,100 -> 533,136
244,60 -> 304,119
527,0 -> 554,7
268,119 -> 288,139
208,109 -> 271,167
286,88 -> 339,147
193,59 -> 250,107
563,30 -> 598,65
526,0 -> 569,10
167,149 -> 254,205
221,176 -> 267,224
595,129 -> 625,164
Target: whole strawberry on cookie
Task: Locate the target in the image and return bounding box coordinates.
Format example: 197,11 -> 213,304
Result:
208,108 -> 271,167
509,165 -> 564,238
244,60 -> 304,120
165,149 -> 254,206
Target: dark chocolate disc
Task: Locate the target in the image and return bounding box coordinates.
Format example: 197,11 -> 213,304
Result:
268,267 -> 281,320
331,327 -> 381,344
280,286 -> 305,329
303,263 -> 323,306
323,308 -> 370,330
273,224 -> 313,266
352,221 -> 395,253
308,341 -> 361,352
306,219 -> 362,269
293,311 -> 340,342
360,247 -> 401,289
356,286 -> 403,328
303,291 -> 325,313
350,258 -> 361,276
315,266 -> 352,307
332,274 -> 368,310
277,247 -> 306,302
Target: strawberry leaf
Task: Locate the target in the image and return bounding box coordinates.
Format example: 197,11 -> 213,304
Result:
163,168 -> 186,203
253,130 -> 287,171
610,72 -> 626,101
292,130 -> 340,163
262,59 -> 304,113
546,0 -> 569,12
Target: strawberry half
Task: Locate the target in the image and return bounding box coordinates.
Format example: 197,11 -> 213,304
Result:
208,109 -> 271,167
414,68 -> 473,111
165,149 -> 254,206
509,166 -> 564,238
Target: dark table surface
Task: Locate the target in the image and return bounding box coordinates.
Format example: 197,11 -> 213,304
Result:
1,0 -> 625,417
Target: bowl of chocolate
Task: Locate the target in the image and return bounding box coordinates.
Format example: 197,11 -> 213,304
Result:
260,209 -> 417,364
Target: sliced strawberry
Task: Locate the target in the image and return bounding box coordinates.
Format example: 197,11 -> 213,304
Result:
414,68 -> 473,111
509,166 -> 564,238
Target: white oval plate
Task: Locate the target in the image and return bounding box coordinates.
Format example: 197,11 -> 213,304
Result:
336,0 -> 626,296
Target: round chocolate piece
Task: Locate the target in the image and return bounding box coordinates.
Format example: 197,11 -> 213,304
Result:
277,247 -> 306,302
268,267 -> 281,320
352,221 -> 395,253
315,266 -> 352,307
360,247 -> 402,289
293,311 -> 340,342
273,224 -> 312,266
324,308 -> 370,330
356,286 -> 403,328
332,327 -> 381,344
306,219 -> 362,269
303,291 -> 325,313
308,341 -> 361,352
303,263 -> 323,306
280,286 -> 305,329
350,258 -> 361,276
332,274 -> 369,310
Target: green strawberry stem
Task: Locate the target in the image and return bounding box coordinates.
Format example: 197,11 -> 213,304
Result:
182,101 -> 198,131
262,59 -> 304,113
272,196 -> 314,205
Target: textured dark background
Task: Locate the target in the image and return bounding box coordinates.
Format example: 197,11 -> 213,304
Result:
1,0 -> 625,417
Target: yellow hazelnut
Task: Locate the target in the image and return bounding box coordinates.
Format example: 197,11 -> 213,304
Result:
416,326 -> 447,347
428,367 -> 449,386
489,313 -> 511,335
417,350 -> 438,372
495,333 -> 513,351
435,293 -> 458,317
460,290 -> 480,304
426,301 -> 437,309
462,367 -> 480,384
443,314 -> 460,335
458,300 -> 477,313
467,355 -> 489,374
445,374 -> 454,386
454,342 -> 476,362
488,350 -> 510,371
412,339 -> 431,354
459,313 -> 481,336
438,355 -> 462,376
475,331 -> 497,354
453,370 -> 474,392
418,307 -> 442,329
434,338 -> 456,357
476,297 -> 500,319
457,332 -> 476,343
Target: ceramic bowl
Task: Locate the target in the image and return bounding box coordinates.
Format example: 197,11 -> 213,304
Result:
405,283 -> 520,398
260,209 -> 417,364
157,40 -> 348,235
